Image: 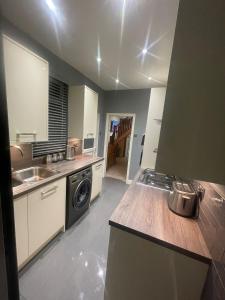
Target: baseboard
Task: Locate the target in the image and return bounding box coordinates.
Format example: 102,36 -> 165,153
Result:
126,179 -> 132,185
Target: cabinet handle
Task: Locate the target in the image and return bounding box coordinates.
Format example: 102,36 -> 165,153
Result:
153,148 -> 158,153
41,186 -> 58,199
16,132 -> 37,142
87,133 -> 94,137
95,164 -> 102,169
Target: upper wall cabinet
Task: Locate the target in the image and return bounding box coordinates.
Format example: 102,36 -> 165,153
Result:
3,35 -> 49,143
156,0 -> 225,184
142,88 -> 166,170
68,85 -> 98,142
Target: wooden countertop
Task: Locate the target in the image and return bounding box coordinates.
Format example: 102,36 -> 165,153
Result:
109,172 -> 211,264
13,155 -> 104,199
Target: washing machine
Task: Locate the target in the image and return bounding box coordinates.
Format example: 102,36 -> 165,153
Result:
66,167 -> 92,229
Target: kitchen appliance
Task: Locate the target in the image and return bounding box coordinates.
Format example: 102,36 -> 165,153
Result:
66,145 -> 76,160
46,154 -> 52,164
138,169 -> 175,191
83,138 -> 95,150
52,153 -> 58,162
58,152 -> 64,161
168,180 -> 205,218
66,167 -> 92,229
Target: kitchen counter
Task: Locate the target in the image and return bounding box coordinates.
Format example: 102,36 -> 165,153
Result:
13,155 -> 104,199
109,170 -> 211,264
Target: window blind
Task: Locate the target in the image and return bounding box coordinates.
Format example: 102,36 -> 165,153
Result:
33,77 -> 68,157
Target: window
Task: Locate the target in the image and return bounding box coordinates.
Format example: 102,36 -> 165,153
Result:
33,77 -> 68,157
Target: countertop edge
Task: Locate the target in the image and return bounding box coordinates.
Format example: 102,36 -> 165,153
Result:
109,220 -> 212,265
13,156 -> 104,199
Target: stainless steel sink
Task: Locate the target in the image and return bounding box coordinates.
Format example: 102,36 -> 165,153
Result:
12,177 -> 23,188
12,166 -> 59,185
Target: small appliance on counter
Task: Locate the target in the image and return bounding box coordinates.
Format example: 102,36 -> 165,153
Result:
66,145 -> 76,160
138,168 -> 175,191
168,179 -> 205,218
66,138 -> 82,160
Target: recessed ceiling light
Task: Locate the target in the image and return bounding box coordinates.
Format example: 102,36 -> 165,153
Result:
97,57 -> 102,63
142,48 -> 148,55
148,76 -> 152,80
115,78 -> 119,84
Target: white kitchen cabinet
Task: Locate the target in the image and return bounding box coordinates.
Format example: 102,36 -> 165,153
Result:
105,227 -> 208,300
91,161 -> 104,201
3,35 -> 49,143
28,178 -> 66,256
83,86 -> 98,139
68,85 -> 98,148
13,195 -> 29,268
142,88 -> 166,170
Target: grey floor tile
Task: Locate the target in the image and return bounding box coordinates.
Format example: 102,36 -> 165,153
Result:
19,177 -> 128,300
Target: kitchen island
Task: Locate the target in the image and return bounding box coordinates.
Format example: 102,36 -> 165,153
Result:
104,171 -> 211,300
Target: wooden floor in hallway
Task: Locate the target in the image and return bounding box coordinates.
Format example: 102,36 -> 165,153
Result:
106,157 -> 127,182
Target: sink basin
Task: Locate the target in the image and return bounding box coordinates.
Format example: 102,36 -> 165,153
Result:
12,177 -> 23,188
12,166 -> 59,184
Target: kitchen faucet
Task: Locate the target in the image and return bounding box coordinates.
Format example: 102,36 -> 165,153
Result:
10,145 -> 24,158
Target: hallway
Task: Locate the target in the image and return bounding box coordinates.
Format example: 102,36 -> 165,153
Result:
106,157 -> 127,182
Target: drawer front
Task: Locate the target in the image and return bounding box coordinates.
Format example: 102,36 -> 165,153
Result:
28,178 -> 66,256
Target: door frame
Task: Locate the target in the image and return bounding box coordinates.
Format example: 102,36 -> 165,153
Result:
103,113 -> 136,184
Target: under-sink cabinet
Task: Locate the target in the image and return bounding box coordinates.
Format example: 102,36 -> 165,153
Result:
28,178 -> 66,256
13,178 -> 66,269
91,161 -> 104,202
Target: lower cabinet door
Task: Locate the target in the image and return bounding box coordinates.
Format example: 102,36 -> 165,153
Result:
28,178 -> 66,256
91,162 -> 104,201
13,195 -> 29,267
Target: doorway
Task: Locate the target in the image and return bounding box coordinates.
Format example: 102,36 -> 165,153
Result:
103,113 -> 135,184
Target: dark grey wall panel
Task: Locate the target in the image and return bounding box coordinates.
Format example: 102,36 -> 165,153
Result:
100,89 -> 150,180
156,0 -> 225,184
33,77 -> 68,157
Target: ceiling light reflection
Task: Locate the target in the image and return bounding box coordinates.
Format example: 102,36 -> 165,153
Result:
46,0 -> 56,13
138,72 -> 165,85
120,0 -> 127,46
97,57 -> 102,63
142,48 -> 148,55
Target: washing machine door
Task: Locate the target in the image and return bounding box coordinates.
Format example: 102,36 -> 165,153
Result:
72,178 -> 91,209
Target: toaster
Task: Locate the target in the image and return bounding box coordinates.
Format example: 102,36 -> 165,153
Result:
168,180 -> 205,218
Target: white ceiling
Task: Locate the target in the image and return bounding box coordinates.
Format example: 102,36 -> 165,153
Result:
0,0 -> 179,90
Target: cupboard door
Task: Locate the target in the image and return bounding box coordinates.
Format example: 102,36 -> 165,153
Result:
142,88 -> 166,169
91,162 -> 104,201
83,87 -> 98,139
13,195 -> 29,267
28,178 -> 66,256
3,35 -> 48,143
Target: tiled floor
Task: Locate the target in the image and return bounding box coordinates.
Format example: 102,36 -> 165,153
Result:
106,157 -> 127,182
19,177 -> 128,300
